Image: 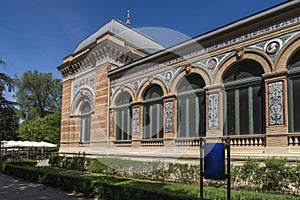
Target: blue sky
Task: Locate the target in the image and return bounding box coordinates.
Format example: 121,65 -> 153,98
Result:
0,0 -> 287,80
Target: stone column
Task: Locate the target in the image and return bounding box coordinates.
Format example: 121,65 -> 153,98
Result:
163,94 -> 177,147
205,85 -> 223,143
264,71 -> 288,147
131,101 -> 143,147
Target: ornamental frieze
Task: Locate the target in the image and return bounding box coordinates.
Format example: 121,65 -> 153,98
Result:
72,73 -> 96,98
155,67 -> 183,86
268,81 -> 284,126
193,52 -> 230,74
110,16 -> 300,84
249,31 -> 300,62
125,77 -> 148,94
110,86 -> 121,100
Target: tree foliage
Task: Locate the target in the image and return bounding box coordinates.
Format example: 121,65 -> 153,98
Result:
0,59 -> 18,140
0,107 -> 19,140
18,109 -> 61,144
14,70 -> 61,120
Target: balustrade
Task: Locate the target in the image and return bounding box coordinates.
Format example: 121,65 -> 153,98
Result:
114,140 -> 132,147
141,139 -> 164,147
288,135 -> 300,146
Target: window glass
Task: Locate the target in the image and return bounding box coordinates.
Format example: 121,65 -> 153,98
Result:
223,60 -> 264,83
115,92 -> 132,140
80,102 -> 91,142
143,85 -> 163,139
177,74 -> 205,137
288,49 -> 300,133
223,60 -> 264,135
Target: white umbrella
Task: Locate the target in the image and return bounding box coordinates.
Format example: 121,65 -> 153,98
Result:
37,141 -> 57,148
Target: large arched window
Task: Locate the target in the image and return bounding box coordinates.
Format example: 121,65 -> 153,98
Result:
177,73 -> 206,137
288,49 -> 300,133
80,102 -> 91,142
143,84 -> 163,139
223,60 -> 265,135
115,92 -> 132,140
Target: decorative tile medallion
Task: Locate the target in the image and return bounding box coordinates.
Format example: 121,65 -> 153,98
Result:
207,58 -> 218,70
208,93 -> 219,129
165,101 -> 174,133
268,81 -> 284,125
133,107 -> 140,134
265,40 -> 281,54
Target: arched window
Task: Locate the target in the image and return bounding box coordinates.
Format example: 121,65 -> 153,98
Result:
80,102 -> 91,142
115,92 -> 132,140
143,84 -> 163,139
288,49 -> 300,132
223,60 -> 265,135
177,73 -> 206,137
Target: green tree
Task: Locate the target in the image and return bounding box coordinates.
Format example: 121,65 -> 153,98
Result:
14,70 -> 61,120
0,59 -> 18,140
18,110 -> 61,144
0,107 -> 19,140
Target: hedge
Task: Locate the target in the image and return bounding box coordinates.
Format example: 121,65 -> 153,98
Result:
49,155 -> 300,195
1,162 -> 300,200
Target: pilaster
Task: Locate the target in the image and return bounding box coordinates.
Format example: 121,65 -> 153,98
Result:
264,71 -> 289,147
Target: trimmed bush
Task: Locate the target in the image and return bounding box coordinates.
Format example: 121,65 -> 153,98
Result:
49,155 -> 300,196
1,162 -> 300,200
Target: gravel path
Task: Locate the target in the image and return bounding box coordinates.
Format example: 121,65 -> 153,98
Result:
0,173 -> 90,200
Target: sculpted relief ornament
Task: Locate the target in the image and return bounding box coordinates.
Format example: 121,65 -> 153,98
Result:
72,73 -> 96,98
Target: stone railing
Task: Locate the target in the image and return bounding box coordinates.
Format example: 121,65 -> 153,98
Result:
288,134 -> 300,146
175,138 -> 201,147
141,139 -> 164,147
221,135 -> 266,147
114,140 -> 132,147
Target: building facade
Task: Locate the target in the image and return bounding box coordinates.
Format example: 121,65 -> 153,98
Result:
58,1 -> 300,162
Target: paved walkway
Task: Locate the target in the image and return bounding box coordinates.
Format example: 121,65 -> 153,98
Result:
0,173 -> 90,200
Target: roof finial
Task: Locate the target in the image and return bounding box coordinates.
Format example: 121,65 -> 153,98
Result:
126,9 -> 131,26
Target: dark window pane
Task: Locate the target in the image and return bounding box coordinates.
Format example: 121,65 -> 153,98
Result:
116,92 -> 132,106
144,84 -> 163,100
253,85 -> 264,134
189,97 -> 196,137
177,99 -> 185,137
143,102 -> 163,139
293,78 -> 300,132
223,60 -> 264,83
177,73 -> 205,92
115,92 -> 132,141
239,87 -> 249,135
199,95 -> 206,137
176,73 -> 206,138
288,49 -> 300,69
226,90 -> 235,135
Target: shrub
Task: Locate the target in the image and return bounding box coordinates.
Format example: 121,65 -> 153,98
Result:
48,155 -> 300,196
262,158 -> 291,193
1,162 -> 300,200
